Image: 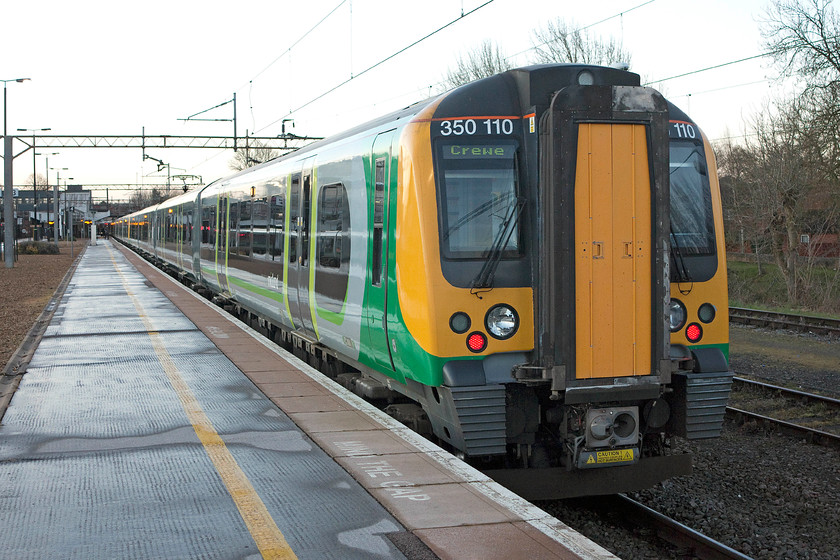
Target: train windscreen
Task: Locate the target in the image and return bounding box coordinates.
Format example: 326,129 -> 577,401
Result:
669,140 -> 716,256
436,140 -> 521,259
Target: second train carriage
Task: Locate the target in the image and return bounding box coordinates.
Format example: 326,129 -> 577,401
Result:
114,64 -> 732,498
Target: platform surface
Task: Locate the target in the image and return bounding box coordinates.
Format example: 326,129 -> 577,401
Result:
0,240 -> 616,560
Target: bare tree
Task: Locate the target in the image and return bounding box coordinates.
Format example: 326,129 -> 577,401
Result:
762,1 -> 840,185
713,0 -> 840,310
441,40 -> 512,89
762,0 -> 840,90
126,187 -> 172,213
229,139 -> 277,172
531,19 -> 632,67
24,173 -> 48,204
440,19 -> 631,92
717,138 -> 759,259
717,93 -> 840,307
24,173 -> 47,188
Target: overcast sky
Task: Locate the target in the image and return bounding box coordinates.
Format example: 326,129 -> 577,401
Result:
3,0 -> 780,201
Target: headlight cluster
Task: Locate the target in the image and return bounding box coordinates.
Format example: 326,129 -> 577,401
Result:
670,299 -> 717,344
669,300 -> 687,332
450,304 -> 519,353
485,305 -> 519,339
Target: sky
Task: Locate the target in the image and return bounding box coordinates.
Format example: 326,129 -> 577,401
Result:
2,0 -> 784,203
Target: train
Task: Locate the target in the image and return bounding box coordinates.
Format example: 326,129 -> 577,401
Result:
113,64 -> 733,499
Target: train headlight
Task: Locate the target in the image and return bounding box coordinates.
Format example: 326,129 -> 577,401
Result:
485,305 -> 519,339
577,70 -> 595,86
669,299 -> 687,332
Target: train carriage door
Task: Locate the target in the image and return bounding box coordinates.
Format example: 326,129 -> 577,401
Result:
574,123 -> 652,379
199,195 -> 216,285
287,161 -> 316,335
366,130 -> 396,370
216,193 -> 231,294
538,86 -> 669,385
287,173 -> 302,322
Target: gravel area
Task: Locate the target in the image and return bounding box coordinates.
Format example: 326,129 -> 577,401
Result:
0,243 -> 79,371
729,324 -> 840,398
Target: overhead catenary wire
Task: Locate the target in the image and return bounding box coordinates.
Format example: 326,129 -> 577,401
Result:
507,0 -> 657,62
644,52 -> 771,86
256,0 -> 496,133
244,0 -> 349,88
185,0 -> 494,172
268,0 -> 665,129
185,1 -> 780,181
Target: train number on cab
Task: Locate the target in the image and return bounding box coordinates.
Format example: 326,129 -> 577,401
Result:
438,118 -> 516,136
670,121 -> 698,139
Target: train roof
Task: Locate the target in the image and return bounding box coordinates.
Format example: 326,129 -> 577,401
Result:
215,64 -> 645,185
114,64 -> 691,222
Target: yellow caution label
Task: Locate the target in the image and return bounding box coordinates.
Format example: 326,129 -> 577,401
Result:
578,447 -> 638,468
596,449 -> 635,463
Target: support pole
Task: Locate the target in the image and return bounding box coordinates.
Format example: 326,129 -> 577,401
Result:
4,134 -> 14,268
53,184 -> 58,244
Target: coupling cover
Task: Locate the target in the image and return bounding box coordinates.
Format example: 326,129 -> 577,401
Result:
585,406 -> 639,448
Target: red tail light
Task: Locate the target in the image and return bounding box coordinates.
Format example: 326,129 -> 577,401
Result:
467,332 -> 487,353
685,323 -> 703,343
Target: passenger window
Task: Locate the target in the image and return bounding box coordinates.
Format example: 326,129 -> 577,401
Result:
315,183 -> 350,308
252,195 -> 269,257
269,191 -> 285,261
289,174 -> 300,263
317,184 -> 348,269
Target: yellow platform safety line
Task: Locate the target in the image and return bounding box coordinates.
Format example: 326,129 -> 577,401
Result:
107,246 -> 297,560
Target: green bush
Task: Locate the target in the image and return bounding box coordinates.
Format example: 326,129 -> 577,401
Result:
18,241 -> 60,255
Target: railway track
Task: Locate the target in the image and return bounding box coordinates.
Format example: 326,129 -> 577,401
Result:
729,307 -> 840,336
727,376 -> 840,448
574,495 -> 753,560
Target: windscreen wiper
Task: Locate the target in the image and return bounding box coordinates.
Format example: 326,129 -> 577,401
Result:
443,192 -> 515,242
470,197 -> 526,297
670,231 -> 694,294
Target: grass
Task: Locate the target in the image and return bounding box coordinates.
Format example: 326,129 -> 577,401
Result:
727,259 -> 840,318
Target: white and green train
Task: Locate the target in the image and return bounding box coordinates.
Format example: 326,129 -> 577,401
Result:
113,64 -> 732,499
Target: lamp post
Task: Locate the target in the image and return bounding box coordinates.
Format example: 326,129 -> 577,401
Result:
64,178 -> 75,258
51,167 -> 68,244
17,128 -> 52,241
2,77 -> 30,268
38,152 -> 59,240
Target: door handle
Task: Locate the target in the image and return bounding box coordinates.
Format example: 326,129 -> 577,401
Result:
593,241 -> 604,259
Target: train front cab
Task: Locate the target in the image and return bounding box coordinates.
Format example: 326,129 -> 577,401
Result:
533,73 -> 730,497
533,80 -> 730,498
397,66 -> 732,499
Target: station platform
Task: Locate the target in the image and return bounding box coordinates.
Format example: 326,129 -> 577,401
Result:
0,240 -> 617,560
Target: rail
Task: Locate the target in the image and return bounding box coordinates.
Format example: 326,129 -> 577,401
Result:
729,307 -> 840,337
607,495 -> 754,560
728,376 -> 840,449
